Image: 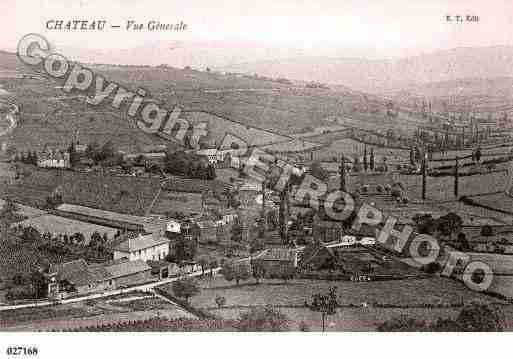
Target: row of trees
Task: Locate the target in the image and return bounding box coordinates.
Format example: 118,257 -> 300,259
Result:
164,151 -> 216,180
377,302 -> 505,331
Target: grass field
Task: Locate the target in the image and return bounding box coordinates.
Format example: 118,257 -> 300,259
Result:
160,276 -> 503,331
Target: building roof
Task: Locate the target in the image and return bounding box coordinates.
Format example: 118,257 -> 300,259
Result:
254,247 -> 297,262
113,233 -> 170,253
196,220 -> 217,229
103,259 -> 151,278
300,243 -> 335,267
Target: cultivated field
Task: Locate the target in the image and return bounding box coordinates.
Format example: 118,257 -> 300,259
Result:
0,292 -> 193,331
161,276 -> 503,331
1,167 -> 160,215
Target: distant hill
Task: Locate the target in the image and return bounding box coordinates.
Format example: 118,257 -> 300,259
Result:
1,49 -> 392,153
221,46 -> 513,93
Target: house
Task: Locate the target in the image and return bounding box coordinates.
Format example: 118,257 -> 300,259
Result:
47,259 -> 112,298
359,237 -> 376,246
196,148 -> 232,167
252,247 -> 299,275
101,259 -> 153,288
165,220 -> 182,238
147,260 -> 181,279
341,235 -> 357,246
112,233 -> 170,261
37,146 -> 71,169
46,258 -> 153,298
299,242 -> 337,271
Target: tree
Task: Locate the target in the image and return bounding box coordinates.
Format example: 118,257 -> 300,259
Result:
21,226 -> 41,242
198,256 -> 210,276
215,295 -> 226,309
222,261 -> 251,285
30,270 -> 48,299
234,262 -> 251,285
171,278 -> 200,303
221,262 -> 235,283
0,199 -> 21,235
436,212 -> 463,238
308,286 -> 338,332
252,262 -> 266,284
230,219 -> 243,242
363,146 -> 368,171
209,258 -> 218,277
377,315 -> 427,331
236,305 -> 290,331
310,161 -> 329,182
481,225 -> 494,237
174,237 -> 197,262
378,302 -> 504,331
456,232 -> 470,251
412,213 -> 436,234
455,302 -> 504,331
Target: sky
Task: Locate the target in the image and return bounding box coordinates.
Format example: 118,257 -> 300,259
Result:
1,0 -> 513,67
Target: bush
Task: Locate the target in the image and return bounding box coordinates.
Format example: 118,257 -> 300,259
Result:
215,295 -> 226,309
236,305 -> 290,331
421,262 -> 442,274
171,278 -> 200,303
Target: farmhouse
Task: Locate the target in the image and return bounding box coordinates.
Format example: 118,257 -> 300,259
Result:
252,247 -> 299,273
37,146 -> 71,169
112,232 -> 170,261
46,258 -> 153,298
299,242 -> 336,271
196,148 -> 232,167
47,259 -> 111,298
55,203 -> 167,233
101,259 -> 153,288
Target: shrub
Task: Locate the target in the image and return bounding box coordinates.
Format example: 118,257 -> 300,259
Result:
421,262 -> 442,274
215,295 -> 226,309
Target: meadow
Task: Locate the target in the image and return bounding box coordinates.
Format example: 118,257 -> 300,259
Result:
160,276 -> 504,330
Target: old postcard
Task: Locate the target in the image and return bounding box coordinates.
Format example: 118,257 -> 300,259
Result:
1,0 -> 513,348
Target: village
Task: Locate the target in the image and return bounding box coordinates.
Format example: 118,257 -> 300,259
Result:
2,112 -> 513,331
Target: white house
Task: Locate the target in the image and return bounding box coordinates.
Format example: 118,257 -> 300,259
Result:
37,147 -> 71,169
359,237 -> 376,246
113,233 -> 170,262
196,148 -> 230,165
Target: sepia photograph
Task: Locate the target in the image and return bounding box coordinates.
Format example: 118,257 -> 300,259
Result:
1,1 -> 513,353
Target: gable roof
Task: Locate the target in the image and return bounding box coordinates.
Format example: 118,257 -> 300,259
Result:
113,233 -> 170,253
300,243 -> 335,267
254,247 -> 297,262
103,259 -> 151,278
